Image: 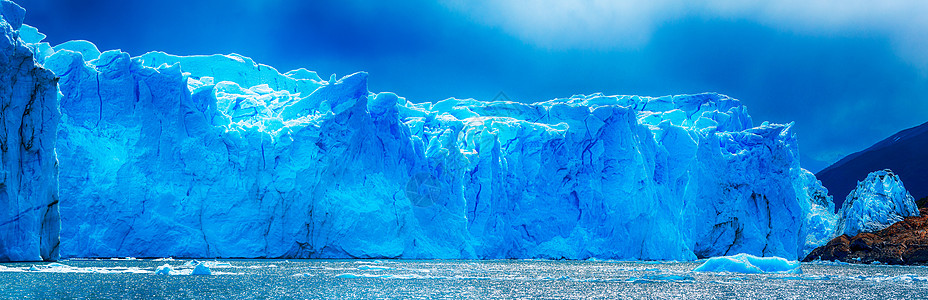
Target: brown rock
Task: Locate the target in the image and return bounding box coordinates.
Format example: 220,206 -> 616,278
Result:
803,208 -> 928,265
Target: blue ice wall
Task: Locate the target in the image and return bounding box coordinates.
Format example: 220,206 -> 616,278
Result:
34,38 -> 837,260
0,0 -> 839,261
0,1 -> 60,262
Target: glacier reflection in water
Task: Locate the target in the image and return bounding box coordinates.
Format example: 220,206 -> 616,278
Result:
1,259 -> 926,299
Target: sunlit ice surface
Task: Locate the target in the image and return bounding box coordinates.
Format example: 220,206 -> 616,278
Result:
1,259 -> 926,299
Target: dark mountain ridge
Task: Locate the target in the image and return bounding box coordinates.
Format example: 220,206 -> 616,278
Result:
817,120 -> 928,212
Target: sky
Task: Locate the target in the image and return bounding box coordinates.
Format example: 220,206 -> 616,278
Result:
19,0 -> 928,172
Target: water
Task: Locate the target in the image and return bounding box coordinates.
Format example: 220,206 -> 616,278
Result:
1,259 -> 927,299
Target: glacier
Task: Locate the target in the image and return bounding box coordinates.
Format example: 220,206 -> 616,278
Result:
0,1 -> 840,261
835,169 -> 919,237
0,1 -> 60,262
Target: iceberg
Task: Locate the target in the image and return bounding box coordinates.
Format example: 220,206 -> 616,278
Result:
835,169 -> 919,237
0,0 -> 60,262
693,253 -> 801,274
0,0 -> 838,262
154,264 -> 173,275
191,263 -> 212,275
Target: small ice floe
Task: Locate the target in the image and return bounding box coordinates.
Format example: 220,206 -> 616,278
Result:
183,260 -> 201,267
774,275 -> 830,281
13,263 -> 148,274
626,274 -> 696,283
693,253 -> 801,274
357,265 -> 395,271
156,260 -> 235,275
154,264 -> 173,275
191,263 -> 212,275
0,265 -> 24,272
808,260 -> 849,266
847,274 -> 928,283
335,273 -> 427,279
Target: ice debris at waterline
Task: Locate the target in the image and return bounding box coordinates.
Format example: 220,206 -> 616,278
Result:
0,1 -> 838,261
835,169 -> 919,237
154,264 -> 172,275
0,260 -> 231,275
0,1 -> 61,262
693,254 -> 801,274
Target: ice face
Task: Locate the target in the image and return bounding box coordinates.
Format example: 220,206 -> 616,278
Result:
37,37 -> 834,260
0,0 -> 61,262
794,169 -> 839,255
0,0 -> 837,261
835,169 -> 919,237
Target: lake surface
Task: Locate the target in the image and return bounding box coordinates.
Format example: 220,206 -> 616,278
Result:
1,259 -> 927,299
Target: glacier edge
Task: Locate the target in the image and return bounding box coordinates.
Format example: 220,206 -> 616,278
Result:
0,1 -> 841,261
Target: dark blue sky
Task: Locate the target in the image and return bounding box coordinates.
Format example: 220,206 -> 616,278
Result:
20,0 -> 928,172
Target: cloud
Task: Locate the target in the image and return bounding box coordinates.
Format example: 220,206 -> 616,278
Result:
441,0 -> 928,69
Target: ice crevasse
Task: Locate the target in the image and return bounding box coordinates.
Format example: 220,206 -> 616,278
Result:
1,2 -> 837,261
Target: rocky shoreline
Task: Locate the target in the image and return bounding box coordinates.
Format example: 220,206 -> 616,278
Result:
803,208 -> 928,265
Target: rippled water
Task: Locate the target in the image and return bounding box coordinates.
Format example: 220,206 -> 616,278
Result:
1,259 -> 927,299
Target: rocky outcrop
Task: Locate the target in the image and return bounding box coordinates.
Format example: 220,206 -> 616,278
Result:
804,208 -> 928,265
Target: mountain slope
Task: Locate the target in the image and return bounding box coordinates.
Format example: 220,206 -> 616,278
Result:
817,121 -> 928,212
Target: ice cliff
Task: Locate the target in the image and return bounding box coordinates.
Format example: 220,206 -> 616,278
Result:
835,169 -> 919,237
0,1 -> 60,262
0,2 -> 839,261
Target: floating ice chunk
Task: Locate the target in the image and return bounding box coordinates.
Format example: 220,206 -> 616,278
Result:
848,274 -> 928,283
153,258 -> 175,261
335,273 -> 426,279
0,265 -> 23,272
154,264 -> 173,275
208,262 -> 232,268
183,260 -> 201,267
191,263 -> 212,275
626,274 -> 695,283
693,253 -> 801,274
17,263 -> 150,274
357,265 -> 395,271
336,273 -> 366,279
